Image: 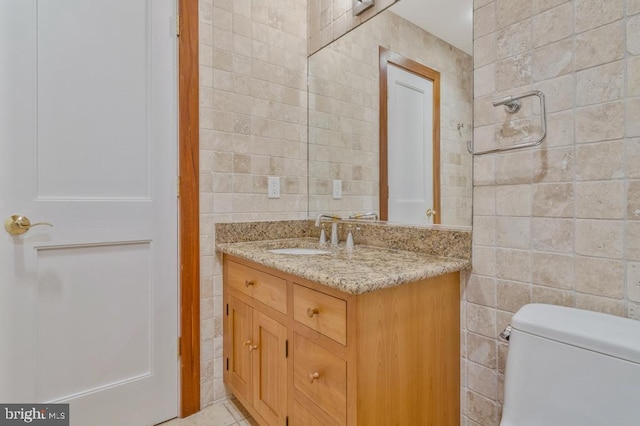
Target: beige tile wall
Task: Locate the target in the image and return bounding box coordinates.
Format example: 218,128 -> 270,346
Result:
466,0 -> 640,424
308,10 -> 474,225
308,0 -> 398,54
200,0 -> 308,407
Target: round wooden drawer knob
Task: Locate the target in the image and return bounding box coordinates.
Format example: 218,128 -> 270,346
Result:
307,307 -> 319,318
245,280 -> 255,288
308,372 -> 320,383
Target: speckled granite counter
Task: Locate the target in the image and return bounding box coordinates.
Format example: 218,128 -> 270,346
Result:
216,235 -> 471,295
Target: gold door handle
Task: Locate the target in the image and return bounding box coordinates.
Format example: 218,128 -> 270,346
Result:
307,307 -> 319,318
308,372 -> 320,383
425,208 -> 436,218
244,340 -> 258,352
4,215 -> 53,236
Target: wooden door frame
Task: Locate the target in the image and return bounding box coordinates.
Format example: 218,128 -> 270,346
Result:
379,46 -> 441,223
178,0 -> 200,418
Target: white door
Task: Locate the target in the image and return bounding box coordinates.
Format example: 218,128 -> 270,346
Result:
0,1 -> 179,425
387,64 -> 435,224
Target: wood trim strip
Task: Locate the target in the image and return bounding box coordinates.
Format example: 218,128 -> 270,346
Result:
179,0 -> 200,417
378,47 -> 441,224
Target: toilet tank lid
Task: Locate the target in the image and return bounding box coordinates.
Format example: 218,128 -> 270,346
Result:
511,304 -> 640,364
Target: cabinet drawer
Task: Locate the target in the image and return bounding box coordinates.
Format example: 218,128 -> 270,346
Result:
227,261 -> 287,314
293,284 -> 347,345
292,399 -> 337,426
293,333 -> 347,425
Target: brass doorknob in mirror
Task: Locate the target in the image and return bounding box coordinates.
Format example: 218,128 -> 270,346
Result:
425,208 -> 437,218
4,215 -> 53,235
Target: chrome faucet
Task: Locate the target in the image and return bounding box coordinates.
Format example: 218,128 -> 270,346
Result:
315,214 -> 341,246
348,211 -> 378,221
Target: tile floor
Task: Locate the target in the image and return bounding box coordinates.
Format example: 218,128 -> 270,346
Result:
161,397 -> 257,426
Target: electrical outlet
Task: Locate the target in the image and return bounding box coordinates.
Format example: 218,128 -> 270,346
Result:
332,179 -> 342,199
268,176 -> 280,198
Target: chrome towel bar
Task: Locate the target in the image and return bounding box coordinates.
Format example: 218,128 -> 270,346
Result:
467,90 -> 547,156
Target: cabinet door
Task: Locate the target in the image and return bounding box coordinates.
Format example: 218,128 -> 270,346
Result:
252,311 -> 288,426
228,295 -> 253,404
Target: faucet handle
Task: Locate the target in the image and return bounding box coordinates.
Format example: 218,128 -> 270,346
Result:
319,224 -> 327,244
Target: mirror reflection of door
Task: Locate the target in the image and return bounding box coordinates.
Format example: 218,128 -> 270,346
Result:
380,47 -> 441,224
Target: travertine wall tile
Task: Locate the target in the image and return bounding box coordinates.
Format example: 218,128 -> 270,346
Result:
495,184 -> 532,216
532,252 -> 573,288
532,183 -> 574,217
628,222 -> 640,261
496,0 -> 532,29
575,257 -> 625,297
497,19 -> 532,59
575,140 -> 625,180
531,218 -> 573,252
575,0 -> 624,33
534,0 -> 570,13
468,362 -> 498,400
532,286 -> 574,306
575,101 -> 625,143
496,249 -> 532,282
466,275 -> 498,307
575,180 -> 625,219
627,262 -> 640,303
627,97 -> 640,137
532,38 -> 573,81
467,332 -> 498,369
533,2 -> 573,47
575,21 -> 625,70
475,2 -> 497,38
576,61 -> 625,106
496,217 -> 531,249
497,280 -> 531,312
628,15 -> 640,54
467,303 -> 498,338
532,146 -> 574,182
467,390 -> 499,425
575,219 -> 624,258
575,294 -> 626,316
629,57 -> 640,97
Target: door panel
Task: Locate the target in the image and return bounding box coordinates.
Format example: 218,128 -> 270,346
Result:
252,311 -> 288,426
36,0 -> 150,199
387,64 -> 435,224
0,0 -> 178,424
229,295 -> 253,403
36,243 -> 152,402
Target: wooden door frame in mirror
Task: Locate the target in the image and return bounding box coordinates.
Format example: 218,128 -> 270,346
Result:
379,46 -> 441,224
179,0 -> 200,418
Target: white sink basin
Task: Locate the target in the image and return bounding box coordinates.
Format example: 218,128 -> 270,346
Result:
268,248 -> 331,255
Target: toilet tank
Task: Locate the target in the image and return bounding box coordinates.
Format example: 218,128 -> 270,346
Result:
500,304 -> 640,426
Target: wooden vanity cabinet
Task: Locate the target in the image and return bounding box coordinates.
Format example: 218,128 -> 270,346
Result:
223,255 -> 460,426
224,261 -> 289,426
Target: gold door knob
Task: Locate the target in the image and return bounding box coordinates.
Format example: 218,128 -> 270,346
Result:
245,280 -> 255,288
4,215 -> 53,236
307,307 -> 319,318
425,208 -> 436,218
307,372 -> 320,383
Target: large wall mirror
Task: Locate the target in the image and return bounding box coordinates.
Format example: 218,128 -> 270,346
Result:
308,0 -> 473,227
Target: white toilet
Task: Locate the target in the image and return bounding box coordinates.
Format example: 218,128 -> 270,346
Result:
500,304 -> 640,426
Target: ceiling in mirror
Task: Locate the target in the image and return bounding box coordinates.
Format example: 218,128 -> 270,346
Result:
391,0 -> 473,54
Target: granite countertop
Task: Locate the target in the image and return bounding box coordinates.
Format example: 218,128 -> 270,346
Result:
217,237 -> 470,295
